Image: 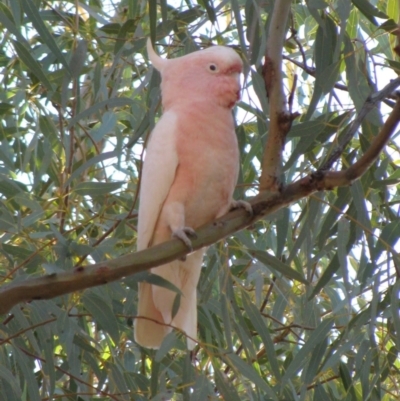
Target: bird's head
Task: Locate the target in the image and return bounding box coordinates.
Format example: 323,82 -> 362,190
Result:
147,40 -> 243,109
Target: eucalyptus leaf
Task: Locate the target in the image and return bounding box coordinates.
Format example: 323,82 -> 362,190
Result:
82,291 -> 120,343
251,249 -> 308,284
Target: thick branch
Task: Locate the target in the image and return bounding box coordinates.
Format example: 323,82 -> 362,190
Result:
260,0 -> 293,192
1,98 -> 399,315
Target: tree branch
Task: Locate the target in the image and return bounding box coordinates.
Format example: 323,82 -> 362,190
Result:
260,0 -> 295,192
1,97 -> 399,315
321,96 -> 400,186
319,77 -> 400,171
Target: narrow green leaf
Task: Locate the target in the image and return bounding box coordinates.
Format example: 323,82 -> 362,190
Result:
305,15 -> 338,119
309,253 -> 340,299
155,332 -> 178,362
343,34 -> 380,124
390,281 -> 400,350
20,0 -> 71,72
67,97 -> 135,127
337,217 -> 350,270
200,0 -> 216,23
30,304 -> 56,396
126,112 -> 150,148
225,274 -> 257,359
287,112 -> 351,170
130,272 -> 183,296
287,119 -> 327,138
175,6 -> 204,24
182,352 -> 194,401
65,151 -> 119,186
71,333 -> 99,354
155,19 -> 177,41
250,70 -> 268,113
317,187 -> 351,249
114,19 -> 138,54
379,18 -> 398,34
39,115 -> 60,147
0,103 -> 14,115
99,23 -> 122,34
241,291 -> 281,382
226,353 -> 277,399
0,365 -> 22,398
350,180 -> 375,260
70,39 -> 88,76
82,292 -> 120,343
108,362 -> 129,394
73,181 -> 124,197
318,61 -> 341,94
0,178 -> 27,197
192,375 -> 214,401
244,0 -> 262,65
171,293 -> 181,320
90,111 -> 117,142
220,293 -> 233,351
150,360 -> 160,397
313,382 -> 330,401
304,338 -> 327,384
276,208 -> 289,258
149,0 -> 157,44
352,0 -> 387,25
159,0 -> 168,23
314,13 -> 336,64
13,347 -> 41,401
349,180 -> 368,226
380,346 -> 398,381
0,3 -> 28,44
387,0 -> 399,20
282,318 -> 334,383
320,332 -> 365,373
12,40 -> 54,92
375,220 -> 400,259
12,306 -> 41,354
339,361 -> 352,391
213,367 -> 242,401
251,249 -> 308,284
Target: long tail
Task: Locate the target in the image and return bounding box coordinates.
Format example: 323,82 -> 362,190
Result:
134,249 -> 204,349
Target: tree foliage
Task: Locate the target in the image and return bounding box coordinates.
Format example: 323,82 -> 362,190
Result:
1,0 -> 400,400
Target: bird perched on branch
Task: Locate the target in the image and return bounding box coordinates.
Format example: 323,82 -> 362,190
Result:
134,39 -> 250,349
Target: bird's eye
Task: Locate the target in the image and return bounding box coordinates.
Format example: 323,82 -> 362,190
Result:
208,63 -> 218,72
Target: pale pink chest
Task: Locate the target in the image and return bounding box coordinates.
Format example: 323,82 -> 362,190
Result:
171,109 -> 239,227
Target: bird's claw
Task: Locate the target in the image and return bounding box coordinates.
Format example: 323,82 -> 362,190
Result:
172,226 -> 197,251
231,199 -> 253,215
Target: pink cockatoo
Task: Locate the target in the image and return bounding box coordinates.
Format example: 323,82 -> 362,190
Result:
134,39 -> 249,349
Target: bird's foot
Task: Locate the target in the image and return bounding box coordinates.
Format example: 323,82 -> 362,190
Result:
230,199 -> 253,215
172,226 -> 197,251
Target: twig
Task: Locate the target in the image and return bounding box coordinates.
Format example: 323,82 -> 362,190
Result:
288,74 -> 298,115
15,345 -> 123,401
282,55 -> 397,108
320,95 -> 400,185
319,77 -> 400,171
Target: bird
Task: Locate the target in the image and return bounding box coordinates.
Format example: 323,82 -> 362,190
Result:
134,39 -> 250,349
